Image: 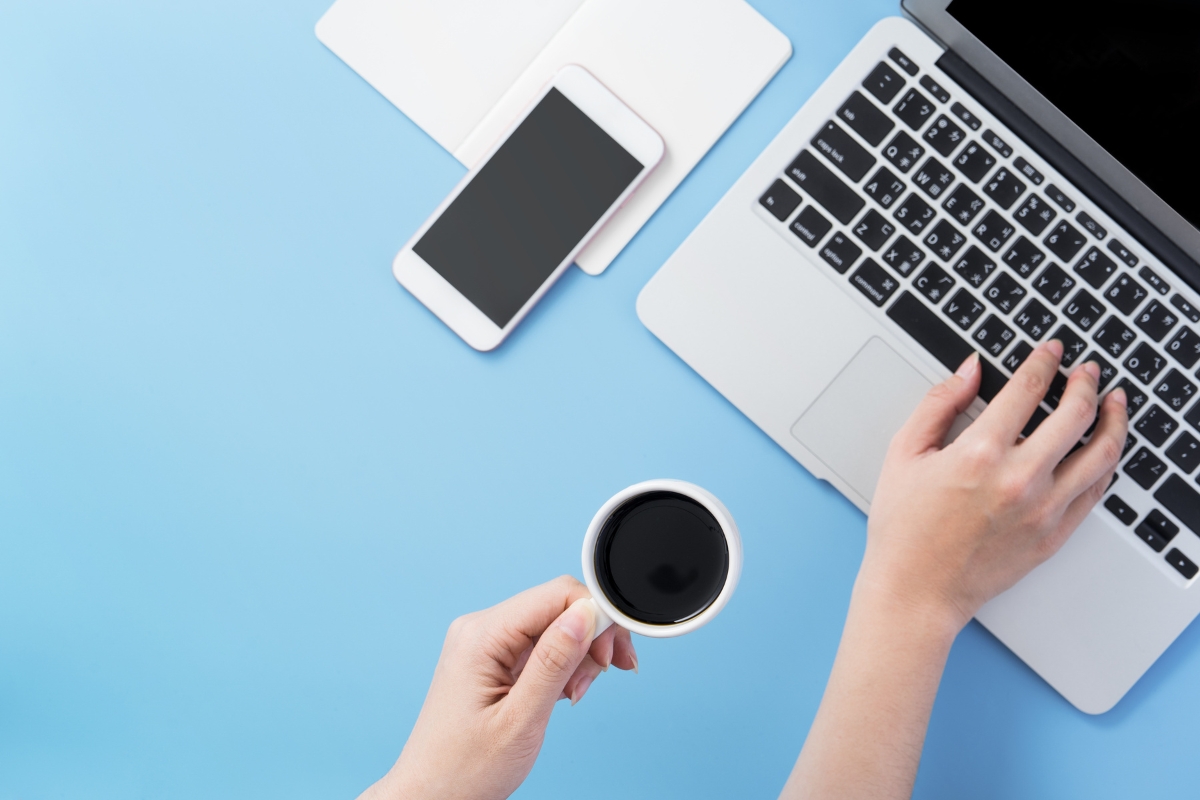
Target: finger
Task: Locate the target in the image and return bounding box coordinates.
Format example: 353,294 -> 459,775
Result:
505,598 -> 597,725
1046,465 -> 1119,556
588,623 -> 617,670
1053,388 -> 1128,501
974,339 -> 1064,443
481,576 -> 591,668
610,627 -> 638,673
1022,361 -> 1102,466
889,352 -> 981,457
560,655 -> 605,705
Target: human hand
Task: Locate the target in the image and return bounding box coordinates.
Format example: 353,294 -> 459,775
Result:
359,576 -> 638,800
862,341 -> 1129,633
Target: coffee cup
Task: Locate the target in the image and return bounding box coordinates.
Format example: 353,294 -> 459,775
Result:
582,480 -> 742,638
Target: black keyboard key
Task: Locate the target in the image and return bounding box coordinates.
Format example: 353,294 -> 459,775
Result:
1105,495 -> 1138,526
888,48 -> 919,76
972,210 -> 1016,252
1104,274 -> 1150,316
949,102 -> 981,131
881,235 -> 924,277
789,206 -> 833,247
913,157 -> 955,200
838,91 -> 896,147
1033,263 -> 1076,305
1003,237 -> 1046,278
863,167 -> 906,209
1044,221 -> 1088,262
923,115 -> 965,156
1135,299 -> 1179,342
942,184 -> 985,227
1186,398 -> 1200,433
1076,211 -> 1107,239
853,209 -> 897,251
1012,156 -> 1045,185
1136,405 -> 1178,447
1126,447 -> 1169,490
1092,316 -> 1137,359
1156,474 -> 1200,536
1108,239 -> 1139,268
1117,378 -> 1150,418
1044,370 -> 1069,409
894,89 -> 936,130
1013,194 -> 1057,236
952,245 -> 997,288
1046,184 -> 1076,213
1166,326 -> 1200,368
1003,340 -> 1035,373
1014,299 -> 1056,340
882,131 -> 925,173
952,141 -> 996,183
982,129 -> 1013,158
1073,247 -> 1119,290
1135,521 -> 1172,553
819,231 -> 862,274
1171,295 -> 1200,324
1125,342 -> 1168,385
1124,434 -> 1139,458
1141,510 -> 1180,549
1055,325 -> 1088,368
944,288 -> 986,330
786,151 -> 866,225
863,61 -> 905,104
1139,266 -> 1169,295
972,314 -> 1017,357
1085,352 -> 1119,390
984,271 -> 1026,314
893,192 -> 936,234
1166,548 -> 1199,580
914,262 -> 956,304
812,121 -> 877,181
919,74 -> 951,103
1155,369 -> 1197,412
887,290 -> 972,370
925,219 -> 967,262
1022,405 -> 1049,437
849,259 -> 900,307
983,167 -> 1027,210
760,179 -> 801,221
1167,431 -> 1200,474
1063,289 -> 1105,332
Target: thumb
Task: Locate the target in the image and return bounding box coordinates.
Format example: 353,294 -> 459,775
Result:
506,598 -> 596,724
891,352 -> 981,456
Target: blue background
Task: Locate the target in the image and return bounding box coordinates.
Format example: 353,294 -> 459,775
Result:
2,0 -> 1197,797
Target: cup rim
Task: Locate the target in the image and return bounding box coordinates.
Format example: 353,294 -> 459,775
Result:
581,479 -> 742,638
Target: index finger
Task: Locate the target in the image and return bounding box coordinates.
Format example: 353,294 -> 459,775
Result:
483,575 -> 593,657
972,339 -> 1064,443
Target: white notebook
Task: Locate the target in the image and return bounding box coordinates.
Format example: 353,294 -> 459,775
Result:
316,0 -> 792,274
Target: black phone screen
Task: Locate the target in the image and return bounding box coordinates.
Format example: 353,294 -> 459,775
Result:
413,88 -> 644,328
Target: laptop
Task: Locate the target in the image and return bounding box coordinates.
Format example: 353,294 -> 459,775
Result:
637,0 -> 1200,714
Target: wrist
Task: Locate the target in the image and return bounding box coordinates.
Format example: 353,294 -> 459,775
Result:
851,558 -> 967,648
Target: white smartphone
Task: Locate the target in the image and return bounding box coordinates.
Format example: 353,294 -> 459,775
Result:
392,65 -> 665,351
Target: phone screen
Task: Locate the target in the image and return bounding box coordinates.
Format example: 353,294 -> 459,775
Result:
413,88 -> 645,327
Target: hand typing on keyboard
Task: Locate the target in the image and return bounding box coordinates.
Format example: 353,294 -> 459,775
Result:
782,342 -> 1128,800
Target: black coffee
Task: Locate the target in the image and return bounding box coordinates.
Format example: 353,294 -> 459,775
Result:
594,491 -> 729,625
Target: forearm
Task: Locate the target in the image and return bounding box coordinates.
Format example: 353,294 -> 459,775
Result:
779,571 -> 960,800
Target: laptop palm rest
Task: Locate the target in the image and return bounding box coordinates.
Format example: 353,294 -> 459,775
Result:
791,337 -> 933,503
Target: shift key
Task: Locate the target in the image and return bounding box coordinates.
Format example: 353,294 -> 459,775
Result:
786,150 -> 866,225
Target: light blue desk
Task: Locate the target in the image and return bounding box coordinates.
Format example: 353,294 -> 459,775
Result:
3,1 -> 1197,797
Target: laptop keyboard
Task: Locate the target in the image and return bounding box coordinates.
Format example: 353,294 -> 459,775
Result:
757,47 -> 1200,582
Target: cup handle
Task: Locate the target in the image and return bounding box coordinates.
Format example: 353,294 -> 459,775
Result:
586,597 -> 615,637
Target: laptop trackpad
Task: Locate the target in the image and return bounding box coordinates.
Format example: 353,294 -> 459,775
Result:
790,337 -> 934,504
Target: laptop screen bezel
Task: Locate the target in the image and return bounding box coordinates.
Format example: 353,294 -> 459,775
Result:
901,0 -> 1200,270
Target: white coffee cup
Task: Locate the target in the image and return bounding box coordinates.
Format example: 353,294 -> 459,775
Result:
582,479 -> 742,639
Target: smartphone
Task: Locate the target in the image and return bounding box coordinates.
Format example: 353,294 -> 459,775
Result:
392,65 -> 664,351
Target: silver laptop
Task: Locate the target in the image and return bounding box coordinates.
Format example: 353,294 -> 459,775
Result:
638,1 -> 1200,713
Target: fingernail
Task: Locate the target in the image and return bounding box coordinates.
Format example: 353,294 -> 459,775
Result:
956,351 -> 979,378
570,673 -> 596,706
630,649 -> 639,675
1111,387 -> 1128,409
1045,339 -> 1065,360
557,599 -> 596,644
1081,361 -> 1101,381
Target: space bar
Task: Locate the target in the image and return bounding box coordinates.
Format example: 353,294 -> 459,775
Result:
886,292 -> 1008,402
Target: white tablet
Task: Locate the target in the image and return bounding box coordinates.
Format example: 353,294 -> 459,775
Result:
393,65 -> 664,350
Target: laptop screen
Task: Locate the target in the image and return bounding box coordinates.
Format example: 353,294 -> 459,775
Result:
947,1 -> 1200,231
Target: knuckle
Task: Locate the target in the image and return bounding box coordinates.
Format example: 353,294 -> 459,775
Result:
1096,436 -> 1123,468
1016,368 -> 1049,399
1063,396 -> 1097,427
536,638 -> 578,676
552,574 -> 583,593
